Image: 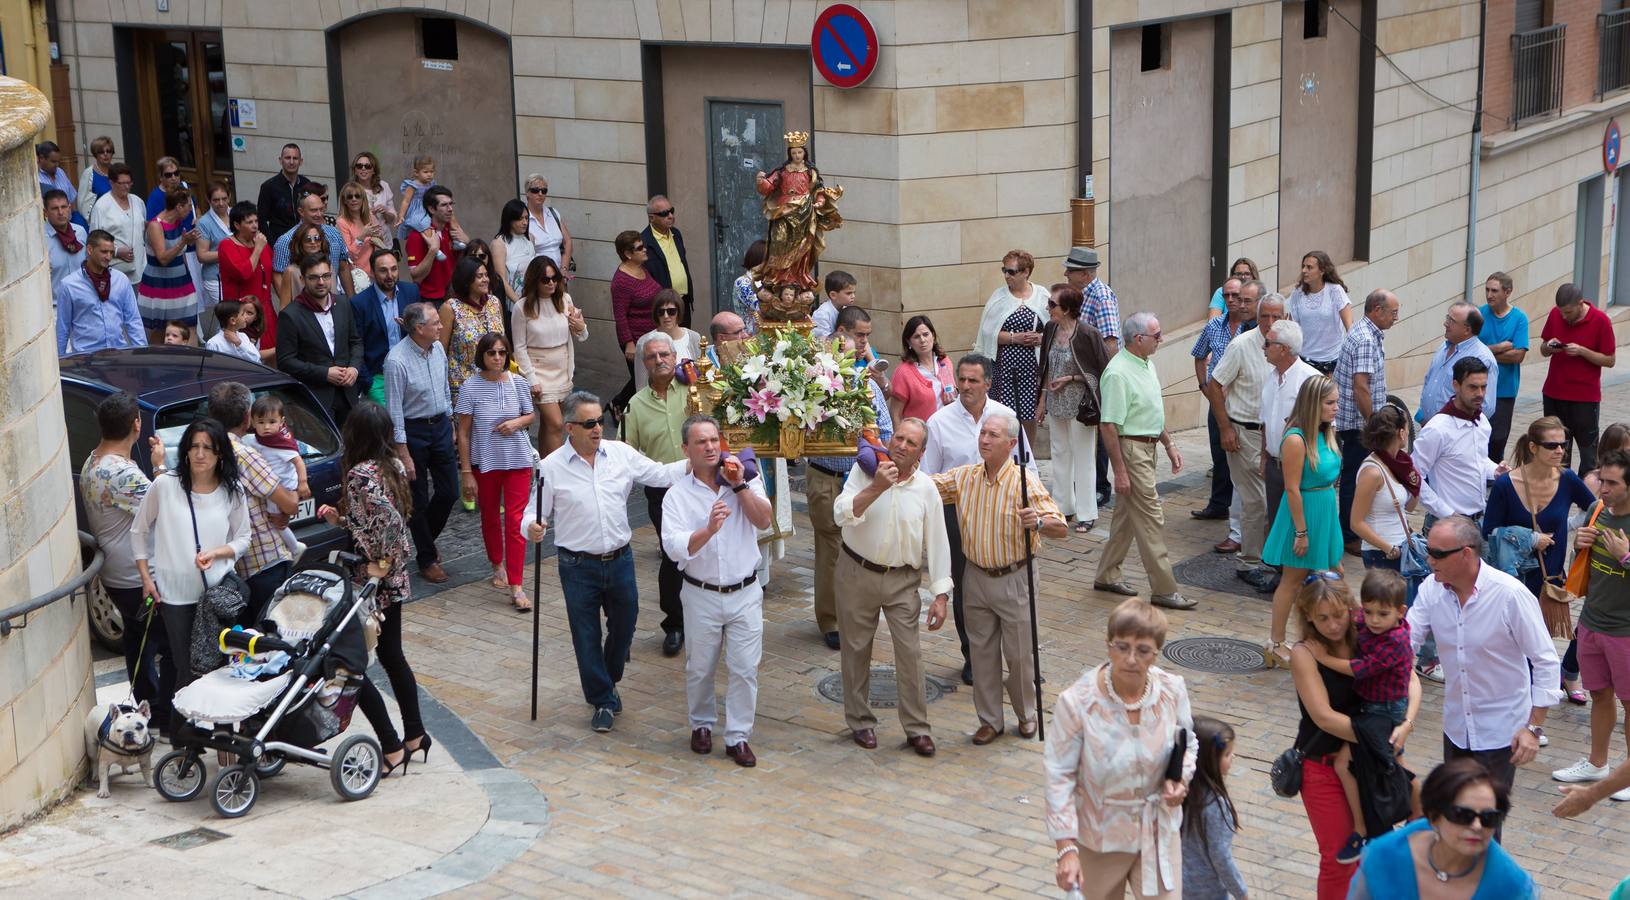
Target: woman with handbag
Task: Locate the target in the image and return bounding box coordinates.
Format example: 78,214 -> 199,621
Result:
1037,285 -> 1110,533
319,401 -> 430,777
1045,598 -> 1196,899
456,331 -> 538,611
1285,575 -> 1421,900
132,418 -> 251,696
1485,416 -> 1595,714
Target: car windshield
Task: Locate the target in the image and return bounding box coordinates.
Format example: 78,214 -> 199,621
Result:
154,386 -> 341,469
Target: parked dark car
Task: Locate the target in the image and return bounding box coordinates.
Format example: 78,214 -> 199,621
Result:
62,347 -> 349,651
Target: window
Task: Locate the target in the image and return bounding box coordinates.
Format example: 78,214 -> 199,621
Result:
420,17 -> 457,61
1304,0 -> 1328,39
62,391 -> 107,472
154,387 -> 341,470
1140,23 -> 1168,72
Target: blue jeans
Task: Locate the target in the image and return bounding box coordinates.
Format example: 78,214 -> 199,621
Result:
558,547 -> 639,709
1361,550 -> 1437,666
1361,697 -> 1409,725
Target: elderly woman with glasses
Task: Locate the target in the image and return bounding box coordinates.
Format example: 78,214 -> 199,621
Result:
636,289 -> 700,391
1046,598 -> 1195,899
77,135 -> 117,221
975,249 -> 1049,448
456,332 -> 537,611
523,174 -> 572,275
511,255 -> 586,454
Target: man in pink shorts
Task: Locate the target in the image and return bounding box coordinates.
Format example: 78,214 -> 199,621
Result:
1554,448 -> 1630,799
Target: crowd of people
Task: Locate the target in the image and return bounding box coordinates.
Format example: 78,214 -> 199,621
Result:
43,137 -> 1630,896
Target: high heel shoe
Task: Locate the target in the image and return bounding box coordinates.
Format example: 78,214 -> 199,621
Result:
1263,641 -> 1293,669
405,733 -> 434,764
381,750 -> 408,778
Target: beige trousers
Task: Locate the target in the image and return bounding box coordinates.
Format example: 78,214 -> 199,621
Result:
1225,424 -> 1267,566
964,564 -> 1036,731
1095,437 -> 1179,596
1073,845 -> 1181,900
806,466 -> 844,633
835,553 -> 929,737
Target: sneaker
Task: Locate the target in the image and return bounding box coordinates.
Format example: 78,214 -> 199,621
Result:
1612,784 -> 1630,802
590,706 -> 615,733
1334,831 -> 1365,865
292,540 -> 307,560
1415,662 -> 1444,684
1553,758 -> 1610,783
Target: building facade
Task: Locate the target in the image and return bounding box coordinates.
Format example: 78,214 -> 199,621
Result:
40,0 -> 1626,426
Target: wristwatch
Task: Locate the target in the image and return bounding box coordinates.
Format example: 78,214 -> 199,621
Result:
731,483 -> 747,493
1525,724 -> 1544,738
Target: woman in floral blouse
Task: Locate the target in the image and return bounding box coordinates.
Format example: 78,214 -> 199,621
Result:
319,402 -> 429,775
1045,598 -> 1197,898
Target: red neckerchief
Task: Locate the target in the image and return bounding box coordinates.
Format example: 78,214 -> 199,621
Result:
295,289 -> 332,314
456,290 -> 488,311
253,424 -> 298,452
51,223 -> 83,254
1437,399 -> 1481,423
1376,449 -> 1421,498
84,263 -> 111,301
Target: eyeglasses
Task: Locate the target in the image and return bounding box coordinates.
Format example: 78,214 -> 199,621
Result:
538,274 -> 559,283
657,307 -> 680,317
1426,544 -> 1468,559
1538,440 -> 1567,450
1139,331 -> 1163,342
469,252 -> 489,262
528,187 -> 548,195
483,348 -> 508,356
1223,292 -> 1240,298
95,148 -> 114,156
1046,300 -> 1058,309
569,416 -> 605,429
1441,805 -> 1506,830
1000,267 -> 1024,276
353,161 -> 374,170
632,244 -> 647,253
1109,640 -> 1159,660
1303,571 -> 1342,585
652,208 -> 675,217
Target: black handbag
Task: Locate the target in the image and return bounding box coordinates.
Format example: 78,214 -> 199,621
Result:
1164,728 -> 1189,782
184,482 -> 249,674
1270,744 -> 1305,797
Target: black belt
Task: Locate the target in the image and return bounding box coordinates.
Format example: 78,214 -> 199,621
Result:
559,544 -> 629,562
1228,418 -> 1262,430
1123,434 -> 1159,444
682,572 -> 758,594
404,413 -> 448,425
969,559 -> 1026,578
809,463 -> 847,478
842,542 -> 916,574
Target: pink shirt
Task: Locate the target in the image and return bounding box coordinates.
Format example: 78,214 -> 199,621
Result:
888,355 -> 954,423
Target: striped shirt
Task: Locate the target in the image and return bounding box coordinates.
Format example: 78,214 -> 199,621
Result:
453,372 -> 536,472
931,460 -> 1063,570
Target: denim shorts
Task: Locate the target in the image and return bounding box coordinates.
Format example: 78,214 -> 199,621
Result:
1361,696 -> 1409,725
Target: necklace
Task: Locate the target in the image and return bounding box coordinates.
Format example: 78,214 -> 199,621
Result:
1102,665 -> 1152,709
1426,831 -> 1477,882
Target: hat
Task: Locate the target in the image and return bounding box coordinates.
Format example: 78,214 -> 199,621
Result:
1064,247 -> 1099,269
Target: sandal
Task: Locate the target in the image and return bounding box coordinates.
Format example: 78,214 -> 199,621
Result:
491,565 -> 509,590
511,586 -> 532,613
1263,641 -> 1294,669
1567,687 -> 1589,705
1073,521 -> 1091,534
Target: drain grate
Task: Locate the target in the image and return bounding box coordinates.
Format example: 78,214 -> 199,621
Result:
1173,551 -> 1267,598
1162,637 -> 1268,674
816,667 -> 955,708
151,827 -> 231,850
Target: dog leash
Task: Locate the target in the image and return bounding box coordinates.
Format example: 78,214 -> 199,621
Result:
122,591 -> 160,708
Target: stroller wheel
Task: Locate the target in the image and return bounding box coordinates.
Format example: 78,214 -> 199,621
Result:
253,752 -> 286,779
330,735 -> 382,801
154,750 -> 206,802
210,765 -> 259,818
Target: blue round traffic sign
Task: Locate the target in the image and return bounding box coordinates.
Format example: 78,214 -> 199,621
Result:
811,4 -> 878,89
1606,120 -> 1621,176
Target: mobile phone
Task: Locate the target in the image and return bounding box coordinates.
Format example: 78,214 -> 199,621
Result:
1547,339 -> 1564,349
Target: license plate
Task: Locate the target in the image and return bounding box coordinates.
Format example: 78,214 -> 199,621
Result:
295,498 -> 316,523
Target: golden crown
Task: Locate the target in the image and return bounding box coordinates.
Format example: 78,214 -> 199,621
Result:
784,130 -> 810,148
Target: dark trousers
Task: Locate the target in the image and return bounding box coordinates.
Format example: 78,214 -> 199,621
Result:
160,603 -> 199,698
1265,452 -> 1285,545
643,485 -> 685,635
108,585 -> 172,729
1096,440 -> 1111,503
1204,411 -> 1234,511
1442,733 -> 1515,842
1488,395 -> 1517,463
404,414 -> 459,569
943,505 -> 971,663
1543,395 -> 1601,473
356,676 -> 401,753
1303,357 -> 1338,375
612,358 -> 637,414
243,561 -> 290,625
1337,430 -> 1367,544
356,600 -> 423,755
559,548 -> 639,708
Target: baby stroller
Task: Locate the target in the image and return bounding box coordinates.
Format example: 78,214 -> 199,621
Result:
155,551 -> 386,818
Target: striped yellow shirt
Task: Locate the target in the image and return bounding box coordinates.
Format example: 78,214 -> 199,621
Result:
932,461 -> 1062,570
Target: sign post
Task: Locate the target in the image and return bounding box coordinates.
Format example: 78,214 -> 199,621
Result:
811,4 -> 878,89
1606,119 -> 1621,176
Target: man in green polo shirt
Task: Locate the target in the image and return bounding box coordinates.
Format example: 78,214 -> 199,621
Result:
1094,312 -> 1192,609
623,331 -> 690,655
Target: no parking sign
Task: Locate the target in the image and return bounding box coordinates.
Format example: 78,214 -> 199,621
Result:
811,4 -> 878,89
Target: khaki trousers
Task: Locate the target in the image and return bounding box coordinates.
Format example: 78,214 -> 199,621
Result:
1095,437 -> 1179,596
965,564 -> 1036,731
835,553 -> 930,737
1225,424 -> 1267,566
1073,845 -> 1180,900
806,466 -> 845,633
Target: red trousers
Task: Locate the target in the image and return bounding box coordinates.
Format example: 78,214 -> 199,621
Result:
1300,755 -> 1358,900
475,467 -> 530,586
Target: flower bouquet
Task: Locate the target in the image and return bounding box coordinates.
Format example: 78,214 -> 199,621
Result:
685,328 -> 875,459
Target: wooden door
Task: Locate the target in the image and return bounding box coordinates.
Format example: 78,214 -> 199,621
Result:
133,30 -> 233,197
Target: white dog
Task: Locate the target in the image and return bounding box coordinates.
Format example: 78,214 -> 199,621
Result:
84,701 -> 155,798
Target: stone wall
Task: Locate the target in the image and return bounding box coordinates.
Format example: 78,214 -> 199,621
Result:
0,76 -> 95,832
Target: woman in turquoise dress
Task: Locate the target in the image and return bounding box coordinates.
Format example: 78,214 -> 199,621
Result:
1262,374 -> 1343,667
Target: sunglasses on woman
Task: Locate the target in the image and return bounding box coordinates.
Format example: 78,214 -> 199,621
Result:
1302,571 -> 1341,585
1537,440 -> 1567,450
538,273 -> 559,283
353,161 -> 374,170
657,307 -> 680,317
1441,805 -> 1505,829
1000,266 -> 1023,276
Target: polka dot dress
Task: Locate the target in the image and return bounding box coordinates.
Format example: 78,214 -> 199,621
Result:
996,306 -> 1042,421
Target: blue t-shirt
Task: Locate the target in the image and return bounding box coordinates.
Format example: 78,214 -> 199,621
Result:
1480,303 -> 1529,399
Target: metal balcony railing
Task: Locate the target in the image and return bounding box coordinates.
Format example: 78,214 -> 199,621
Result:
1601,10 -> 1630,99
1512,24 -> 1566,126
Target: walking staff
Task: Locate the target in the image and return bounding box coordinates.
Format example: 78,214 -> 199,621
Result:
530,470 -> 544,721
1017,426 -> 1046,740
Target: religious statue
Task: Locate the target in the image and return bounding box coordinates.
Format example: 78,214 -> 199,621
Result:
754,131 -> 843,293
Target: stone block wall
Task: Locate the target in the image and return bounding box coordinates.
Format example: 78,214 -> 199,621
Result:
0,77 -> 95,832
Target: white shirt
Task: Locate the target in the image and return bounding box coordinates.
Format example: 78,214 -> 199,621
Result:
833,467 -> 954,596
205,329 -> 262,364
1259,359 -> 1319,457
659,468 -> 766,585
523,440 -> 673,554
812,300 -> 840,339
1287,282 -> 1351,362
1209,327 -> 1269,422
1408,561 -> 1563,751
920,397 -> 1017,475
130,474 -> 252,607
1413,411 -> 1497,518
527,206 -> 564,263
313,305 -> 336,355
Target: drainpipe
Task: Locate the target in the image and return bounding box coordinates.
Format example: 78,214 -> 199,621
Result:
1072,0 -> 1094,247
1465,0 -> 1487,302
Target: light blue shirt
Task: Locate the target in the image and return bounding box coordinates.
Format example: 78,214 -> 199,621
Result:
379,288 -> 403,348
1479,303 -> 1529,399
196,209 -> 231,291
44,221 -> 87,293
1416,336 -> 1498,422
56,266 -> 147,355
384,336 -> 452,444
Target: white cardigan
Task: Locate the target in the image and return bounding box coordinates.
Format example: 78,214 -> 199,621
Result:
974,283 -> 1050,361
91,191 -> 149,282
131,473 -> 251,607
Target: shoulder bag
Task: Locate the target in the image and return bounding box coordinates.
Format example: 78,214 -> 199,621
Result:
1269,743 -> 1305,797
1565,501 -> 1604,600
1061,328 -> 1101,427
1374,457 -> 1429,579
1522,476 -> 1577,639
184,481 -> 249,674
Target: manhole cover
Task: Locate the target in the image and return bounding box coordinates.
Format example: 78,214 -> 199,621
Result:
1162,637 -> 1267,674
1173,550 -> 1267,597
816,667 -> 955,708
151,827 -> 230,850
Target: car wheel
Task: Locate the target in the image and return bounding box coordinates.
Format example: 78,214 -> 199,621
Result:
86,576 -> 125,653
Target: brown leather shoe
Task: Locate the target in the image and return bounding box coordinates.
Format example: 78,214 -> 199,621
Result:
906,735 -> 936,757
1213,538 -> 1241,554
725,741 -> 757,767
1018,720 -> 1039,739
972,724 -> 1004,745
419,562 -> 449,584
690,727 -> 712,755
852,728 -> 877,749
